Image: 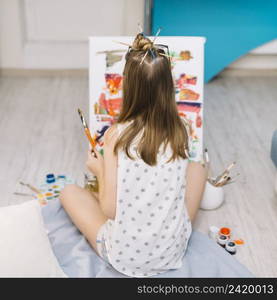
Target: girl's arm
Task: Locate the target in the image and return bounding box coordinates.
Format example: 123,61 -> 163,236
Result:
184,161 -> 208,222
97,125 -> 118,220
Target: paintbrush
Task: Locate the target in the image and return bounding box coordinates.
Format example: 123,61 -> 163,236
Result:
215,176 -> 231,187
207,177 -> 218,186
77,108 -> 97,153
214,161 -> 236,184
159,53 -> 176,60
218,173 -> 240,187
152,27 -> 162,44
19,181 -> 41,194
226,161 -> 236,172
137,22 -> 143,34
204,148 -> 212,176
14,192 -> 36,198
224,180 -> 236,186
224,177 -> 232,186
112,40 -> 132,47
204,148 -> 210,165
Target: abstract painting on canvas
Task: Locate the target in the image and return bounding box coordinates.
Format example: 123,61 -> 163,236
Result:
89,36 -> 206,162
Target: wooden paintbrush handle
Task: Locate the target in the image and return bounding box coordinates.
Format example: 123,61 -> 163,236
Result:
27,184 -> 41,194
85,128 -> 96,148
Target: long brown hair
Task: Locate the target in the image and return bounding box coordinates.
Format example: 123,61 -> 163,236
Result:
114,33 -> 189,166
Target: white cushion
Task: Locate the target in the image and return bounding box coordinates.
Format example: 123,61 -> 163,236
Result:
0,200 -> 67,277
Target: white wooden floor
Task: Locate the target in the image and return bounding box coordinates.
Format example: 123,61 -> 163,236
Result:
0,75 -> 276,277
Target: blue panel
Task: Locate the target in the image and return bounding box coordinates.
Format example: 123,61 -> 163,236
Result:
152,0 -> 277,82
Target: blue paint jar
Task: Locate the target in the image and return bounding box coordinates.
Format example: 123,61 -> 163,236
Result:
46,174 -> 55,184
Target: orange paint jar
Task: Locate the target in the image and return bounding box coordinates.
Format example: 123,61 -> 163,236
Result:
219,227 -> 231,238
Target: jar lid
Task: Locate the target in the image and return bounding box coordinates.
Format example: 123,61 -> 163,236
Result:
46,174 -> 55,183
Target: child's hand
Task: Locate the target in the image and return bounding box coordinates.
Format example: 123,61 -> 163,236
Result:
86,149 -> 104,178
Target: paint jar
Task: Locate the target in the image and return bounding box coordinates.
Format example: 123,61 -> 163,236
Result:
37,193 -> 47,206
225,241 -> 237,255
57,175 -> 66,189
217,235 -> 229,248
92,177 -> 99,192
200,180 -> 225,210
84,174 -> 99,193
38,174 -> 57,195
208,226 -> 219,241
219,227 -> 231,239
46,173 -> 56,184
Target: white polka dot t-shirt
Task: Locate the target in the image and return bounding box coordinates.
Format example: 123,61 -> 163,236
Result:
98,119 -> 192,277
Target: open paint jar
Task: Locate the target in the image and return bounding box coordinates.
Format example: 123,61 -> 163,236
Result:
219,227 -> 231,239
84,174 -> 99,193
208,226 -> 219,240
217,235 -> 229,248
225,241 -> 237,255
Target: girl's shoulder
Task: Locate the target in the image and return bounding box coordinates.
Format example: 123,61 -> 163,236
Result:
104,124 -> 120,146
179,115 -> 192,136
105,120 -> 133,138
116,120 -> 134,134
179,115 -> 190,127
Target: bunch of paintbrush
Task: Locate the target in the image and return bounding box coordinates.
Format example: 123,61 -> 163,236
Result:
208,162 -> 239,187
14,181 -> 41,198
204,149 -> 239,187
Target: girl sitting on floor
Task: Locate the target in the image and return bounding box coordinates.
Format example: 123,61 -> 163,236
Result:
60,32 -> 208,278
